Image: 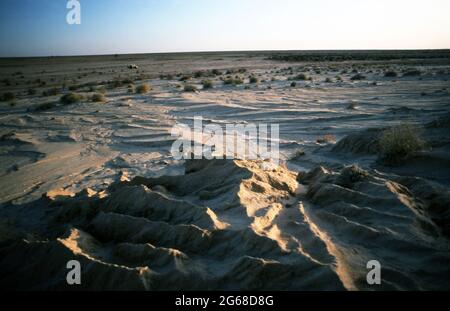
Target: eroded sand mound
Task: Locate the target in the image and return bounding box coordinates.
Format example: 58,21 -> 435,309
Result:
1,159 -> 449,290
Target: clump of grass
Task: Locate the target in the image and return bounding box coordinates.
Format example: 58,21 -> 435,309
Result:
60,92 -> 84,105
378,123 -> 424,164
42,87 -> 61,97
249,76 -> 259,84
127,84 -> 135,93
2,79 -> 11,86
184,84 -> 198,92
194,71 -> 204,78
122,78 -> 133,85
212,69 -> 222,76
136,84 -> 151,94
97,86 -> 107,94
68,85 -> 80,91
91,93 -> 107,102
325,77 -> 332,83
402,69 -> 421,77
1,92 -> 16,102
347,102 -> 357,110
202,80 -> 213,89
34,101 -> 57,112
384,71 -> 398,77
317,134 -> 336,144
350,73 -> 366,80
292,73 -> 308,80
224,77 -> 243,85
179,75 -> 192,82
290,81 -> 297,87
337,165 -> 369,188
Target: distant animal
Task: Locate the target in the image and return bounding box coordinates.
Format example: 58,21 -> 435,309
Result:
128,64 -> 139,69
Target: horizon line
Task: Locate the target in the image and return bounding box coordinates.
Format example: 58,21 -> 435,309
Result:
1,48 -> 450,60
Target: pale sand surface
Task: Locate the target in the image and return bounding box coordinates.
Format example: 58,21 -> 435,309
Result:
0,51 -> 450,290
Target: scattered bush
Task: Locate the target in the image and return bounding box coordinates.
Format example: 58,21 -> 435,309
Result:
179,75 -> 192,82
91,93 -> 107,102
194,71 -> 204,78
325,77 -> 332,83
402,69 -> 421,77
249,76 -> 259,83
68,85 -> 80,91
42,88 -> 61,97
34,102 -> 57,112
384,71 -> 398,77
224,77 -> 243,85
350,73 -> 366,80
347,102 -> 357,110
212,69 -> 221,76
337,165 -> 369,188
60,92 -> 84,105
317,134 -> 336,144
136,84 -> 151,94
97,86 -> 107,94
293,73 -> 307,80
202,80 -> 213,89
378,123 -> 424,164
290,81 -> 297,87
1,92 -> 16,102
184,84 -> 198,92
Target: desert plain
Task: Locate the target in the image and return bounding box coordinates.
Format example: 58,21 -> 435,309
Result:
0,50 -> 450,290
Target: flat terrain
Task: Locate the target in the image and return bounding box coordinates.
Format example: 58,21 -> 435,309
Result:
1,51 -> 450,290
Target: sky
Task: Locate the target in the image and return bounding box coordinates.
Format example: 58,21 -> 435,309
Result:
0,0 -> 449,57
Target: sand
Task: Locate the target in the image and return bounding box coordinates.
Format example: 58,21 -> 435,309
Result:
0,51 -> 450,290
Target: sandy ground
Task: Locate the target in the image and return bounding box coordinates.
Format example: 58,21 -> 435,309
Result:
0,52 -> 450,290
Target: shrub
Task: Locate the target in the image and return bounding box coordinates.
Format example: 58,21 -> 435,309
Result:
317,134 -> 336,144
350,73 -> 366,80
1,92 -> 16,102
224,77 -> 243,85
202,80 -> 213,89
194,71 -> 204,78
34,102 -> 57,112
212,69 -> 221,76
68,85 -> 80,91
184,84 -> 198,92
293,73 -> 307,80
179,75 -> 192,82
136,84 -> 151,94
325,77 -> 332,83
27,88 -> 37,95
249,76 -> 259,83
402,69 -> 421,77
347,102 -> 357,110
290,82 -> 297,87
91,93 -> 106,102
384,71 -> 398,77
378,123 -> 424,164
337,165 -> 369,188
97,86 -> 107,94
42,88 -> 61,97
122,78 -> 133,84
60,92 -> 84,105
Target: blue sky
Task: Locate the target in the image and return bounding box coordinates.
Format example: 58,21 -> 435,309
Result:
0,0 -> 449,57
